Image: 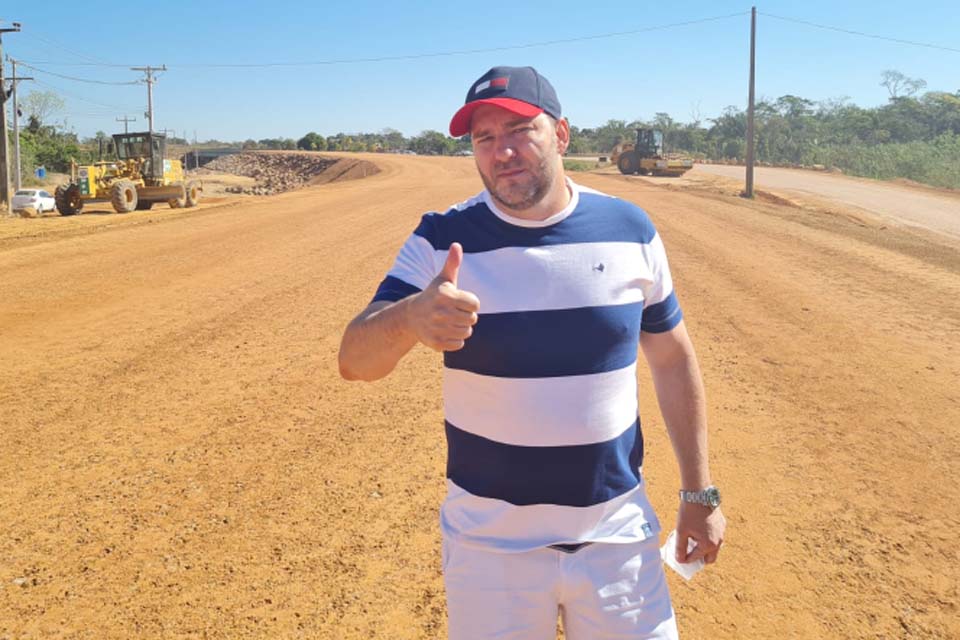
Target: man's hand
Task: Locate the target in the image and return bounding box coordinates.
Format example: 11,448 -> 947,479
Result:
406,242 -> 480,352
676,502 -> 726,565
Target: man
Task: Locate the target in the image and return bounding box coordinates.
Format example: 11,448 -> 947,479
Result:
339,66 -> 725,639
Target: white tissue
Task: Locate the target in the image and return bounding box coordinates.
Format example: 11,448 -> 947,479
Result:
660,529 -> 705,581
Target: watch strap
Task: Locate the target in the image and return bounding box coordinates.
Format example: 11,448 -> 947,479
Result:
679,485 -> 720,508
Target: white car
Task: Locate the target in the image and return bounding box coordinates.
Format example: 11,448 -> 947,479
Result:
12,189 -> 57,214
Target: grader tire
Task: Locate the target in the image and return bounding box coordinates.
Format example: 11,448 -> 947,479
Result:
55,184 -> 84,216
111,181 -> 138,213
184,181 -> 201,208
168,184 -> 187,209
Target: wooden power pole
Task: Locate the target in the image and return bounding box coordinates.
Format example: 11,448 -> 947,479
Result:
0,20 -> 23,210
9,59 -> 34,191
116,115 -> 136,133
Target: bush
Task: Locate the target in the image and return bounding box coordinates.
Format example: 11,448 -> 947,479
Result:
17,128 -> 97,179
562,160 -> 595,172
811,134 -> 960,189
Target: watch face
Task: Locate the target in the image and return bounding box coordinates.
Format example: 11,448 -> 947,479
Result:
706,487 -> 721,508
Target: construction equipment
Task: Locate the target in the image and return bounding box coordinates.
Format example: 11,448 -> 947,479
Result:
55,131 -> 201,216
611,128 -> 693,177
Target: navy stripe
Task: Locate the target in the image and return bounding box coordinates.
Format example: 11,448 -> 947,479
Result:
371,275 -> 421,303
445,419 -> 643,507
444,302 -> 643,378
640,291 -> 683,333
415,192 -> 657,253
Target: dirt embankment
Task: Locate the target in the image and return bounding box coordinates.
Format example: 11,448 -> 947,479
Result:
193,153 -> 379,196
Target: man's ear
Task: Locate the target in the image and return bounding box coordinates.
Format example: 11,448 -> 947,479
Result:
555,117 -> 571,155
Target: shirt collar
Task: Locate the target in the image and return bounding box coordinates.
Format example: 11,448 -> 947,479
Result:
482,177 -> 580,228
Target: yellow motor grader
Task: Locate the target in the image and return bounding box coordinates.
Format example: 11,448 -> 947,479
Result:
611,128 -> 694,177
55,131 -> 201,215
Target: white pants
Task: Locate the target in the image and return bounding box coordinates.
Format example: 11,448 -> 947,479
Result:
443,536 -> 679,639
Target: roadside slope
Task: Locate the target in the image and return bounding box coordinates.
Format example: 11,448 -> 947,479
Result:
691,163 -> 960,238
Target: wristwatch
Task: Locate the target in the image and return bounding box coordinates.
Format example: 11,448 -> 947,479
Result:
679,485 -> 721,509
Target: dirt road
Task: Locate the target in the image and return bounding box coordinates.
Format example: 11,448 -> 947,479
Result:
2,154 -> 958,639
692,163 -> 960,239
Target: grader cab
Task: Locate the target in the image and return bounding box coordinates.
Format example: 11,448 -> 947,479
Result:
55,132 -> 201,216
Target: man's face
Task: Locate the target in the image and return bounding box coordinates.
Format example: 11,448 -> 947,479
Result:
469,105 -> 566,212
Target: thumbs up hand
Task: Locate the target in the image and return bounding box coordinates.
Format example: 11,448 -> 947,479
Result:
407,242 -> 480,352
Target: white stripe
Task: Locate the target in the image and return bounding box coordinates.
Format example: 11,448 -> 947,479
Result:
440,478 -> 660,552
386,233 -> 437,291
443,363 -> 638,446
455,241 -> 658,314
451,193 -> 484,212
639,233 -> 674,308
386,238 -> 674,314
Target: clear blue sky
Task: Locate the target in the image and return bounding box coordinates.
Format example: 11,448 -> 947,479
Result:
5,1 -> 958,142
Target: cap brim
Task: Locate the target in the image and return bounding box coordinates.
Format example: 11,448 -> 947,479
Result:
449,98 -> 544,137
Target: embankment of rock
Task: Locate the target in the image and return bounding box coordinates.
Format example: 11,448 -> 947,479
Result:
194,152 -> 379,196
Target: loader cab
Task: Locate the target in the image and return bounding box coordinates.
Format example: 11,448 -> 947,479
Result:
112,132 -> 166,181
634,129 -> 664,159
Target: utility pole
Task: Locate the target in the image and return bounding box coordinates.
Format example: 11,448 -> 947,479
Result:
130,65 -> 165,135
0,20 -> 23,210
9,59 -> 33,191
116,115 -> 136,133
743,6 -> 757,199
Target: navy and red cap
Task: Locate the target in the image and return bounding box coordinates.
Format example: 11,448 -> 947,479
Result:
449,66 -> 562,138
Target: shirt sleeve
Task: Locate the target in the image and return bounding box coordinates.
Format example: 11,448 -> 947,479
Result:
371,224 -> 438,303
639,232 -> 683,333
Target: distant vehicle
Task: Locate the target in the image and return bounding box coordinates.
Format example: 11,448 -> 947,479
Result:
611,128 -> 693,177
12,189 -> 56,213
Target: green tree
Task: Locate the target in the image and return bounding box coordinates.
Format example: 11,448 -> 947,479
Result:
593,119 -> 633,154
409,130 -> 455,155
297,132 -> 326,151
380,128 -> 406,152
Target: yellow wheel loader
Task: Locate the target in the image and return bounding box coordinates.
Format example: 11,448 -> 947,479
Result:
611,128 -> 693,177
55,131 -> 201,216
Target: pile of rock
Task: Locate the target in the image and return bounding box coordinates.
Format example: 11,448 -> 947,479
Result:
198,153 -> 339,196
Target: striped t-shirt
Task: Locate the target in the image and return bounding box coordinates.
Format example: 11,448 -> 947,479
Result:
372,179 -> 683,552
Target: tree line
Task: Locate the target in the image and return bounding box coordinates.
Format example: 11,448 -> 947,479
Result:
11,70 -> 960,189
569,70 -> 960,187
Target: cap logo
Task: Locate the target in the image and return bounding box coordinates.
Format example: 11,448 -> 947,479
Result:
475,77 -> 509,95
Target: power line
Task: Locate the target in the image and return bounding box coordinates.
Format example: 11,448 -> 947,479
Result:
30,78 -> 139,112
177,12 -> 752,68
17,30 -> 118,66
16,60 -> 139,85
762,12 -> 960,54
14,12 -> 749,69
